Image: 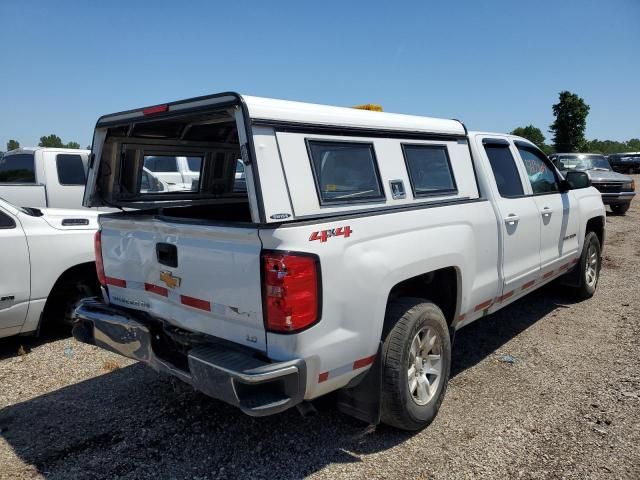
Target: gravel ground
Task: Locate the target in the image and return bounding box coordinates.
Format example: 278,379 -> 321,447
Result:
1,186 -> 639,480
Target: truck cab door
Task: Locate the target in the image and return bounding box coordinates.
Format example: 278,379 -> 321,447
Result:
514,143 -> 580,271
0,207 -> 30,333
481,138 -> 541,295
42,150 -> 89,209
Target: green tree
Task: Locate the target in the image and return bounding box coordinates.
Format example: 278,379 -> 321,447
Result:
65,141 -> 81,149
549,91 -> 590,152
7,139 -> 20,151
584,139 -> 627,155
511,125 -> 546,148
627,138 -> 640,152
38,134 -> 64,148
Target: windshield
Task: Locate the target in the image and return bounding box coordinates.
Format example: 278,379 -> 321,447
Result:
555,155 -> 611,171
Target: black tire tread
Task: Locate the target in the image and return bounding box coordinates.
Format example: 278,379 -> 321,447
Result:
380,297 -> 450,430
574,231 -> 601,300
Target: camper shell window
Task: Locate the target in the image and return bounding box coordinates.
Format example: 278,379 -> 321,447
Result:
95,107 -> 246,208
306,140 -> 385,205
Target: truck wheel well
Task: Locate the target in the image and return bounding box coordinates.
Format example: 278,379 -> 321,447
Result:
386,267 -> 458,327
586,216 -> 605,246
42,262 -> 99,327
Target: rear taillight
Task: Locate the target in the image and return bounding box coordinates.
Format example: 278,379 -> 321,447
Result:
94,230 -> 106,286
262,251 -> 320,333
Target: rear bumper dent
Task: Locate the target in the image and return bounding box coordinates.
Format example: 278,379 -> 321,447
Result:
73,299 -> 306,416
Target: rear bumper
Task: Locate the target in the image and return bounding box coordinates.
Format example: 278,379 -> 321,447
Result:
599,191 -> 635,205
73,298 -> 306,416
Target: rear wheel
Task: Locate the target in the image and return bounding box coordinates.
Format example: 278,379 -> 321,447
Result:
380,298 -> 451,431
610,203 -> 630,215
574,232 -> 601,299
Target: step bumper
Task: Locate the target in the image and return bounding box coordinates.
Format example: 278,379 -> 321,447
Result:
72,298 -> 306,416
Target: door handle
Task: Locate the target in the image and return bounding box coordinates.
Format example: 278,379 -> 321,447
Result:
541,207 -> 552,217
504,214 -> 520,225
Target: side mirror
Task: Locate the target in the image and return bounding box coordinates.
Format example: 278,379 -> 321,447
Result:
564,170 -> 591,190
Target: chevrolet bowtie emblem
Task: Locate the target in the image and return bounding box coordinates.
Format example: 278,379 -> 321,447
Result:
160,270 -> 181,289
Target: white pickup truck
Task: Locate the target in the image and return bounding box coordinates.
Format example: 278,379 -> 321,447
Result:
0,148 -> 91,209
73,93 -> 605,430
0,198 -> 99,339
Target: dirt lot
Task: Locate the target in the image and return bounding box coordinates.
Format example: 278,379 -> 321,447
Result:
1,189 -> 639,480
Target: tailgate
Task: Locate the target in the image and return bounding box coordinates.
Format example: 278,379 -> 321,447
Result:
100,215 -> 266,350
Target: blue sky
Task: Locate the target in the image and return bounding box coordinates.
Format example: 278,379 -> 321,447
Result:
1,0 -> 638,149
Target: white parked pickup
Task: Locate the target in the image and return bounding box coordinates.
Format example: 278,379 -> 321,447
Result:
73,93 -> 605,430
0,197 -> 99,339
0,148 -> 91,209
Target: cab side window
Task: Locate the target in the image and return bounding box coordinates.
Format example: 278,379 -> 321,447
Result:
0,210 -> 16,229
56,154 -> 86,185
517,147 -> 559,194
483,143 -> 524,197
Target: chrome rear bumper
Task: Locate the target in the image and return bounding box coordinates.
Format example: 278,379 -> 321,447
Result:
73,298 -> 306,416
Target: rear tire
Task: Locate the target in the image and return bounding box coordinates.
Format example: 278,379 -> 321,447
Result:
574,232 -> 601,299
610,203 -> 630,215
380,298 -> 451,431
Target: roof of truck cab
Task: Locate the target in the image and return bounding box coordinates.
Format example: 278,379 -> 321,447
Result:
4,147 -> 90,155
468,131 -> 537,146
242,95 -> 466,136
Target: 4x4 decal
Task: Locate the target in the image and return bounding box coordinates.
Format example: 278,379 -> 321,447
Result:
309,226 -> 352,243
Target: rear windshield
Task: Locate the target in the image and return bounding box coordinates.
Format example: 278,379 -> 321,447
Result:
0,153 -> 36,183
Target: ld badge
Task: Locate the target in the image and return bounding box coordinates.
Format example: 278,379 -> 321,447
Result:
160,270 -> 181,289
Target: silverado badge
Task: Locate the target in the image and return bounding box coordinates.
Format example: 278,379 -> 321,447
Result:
160,270 -> 181,289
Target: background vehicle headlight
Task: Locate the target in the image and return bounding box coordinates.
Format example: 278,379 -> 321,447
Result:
622,180 -> 635,191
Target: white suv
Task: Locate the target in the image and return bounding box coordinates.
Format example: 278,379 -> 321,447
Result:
73,93 -> 605,430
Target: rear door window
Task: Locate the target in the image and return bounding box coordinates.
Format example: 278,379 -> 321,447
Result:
56,154 -> 86,185
483,144 -> 525,197
402,144 -> 457,196
307,140 -> 385,204
0,153 -> 36,183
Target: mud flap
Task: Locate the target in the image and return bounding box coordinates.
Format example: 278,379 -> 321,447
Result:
336,342 -> 383,425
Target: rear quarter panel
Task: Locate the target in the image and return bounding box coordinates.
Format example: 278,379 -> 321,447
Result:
261,200 -> 499,399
